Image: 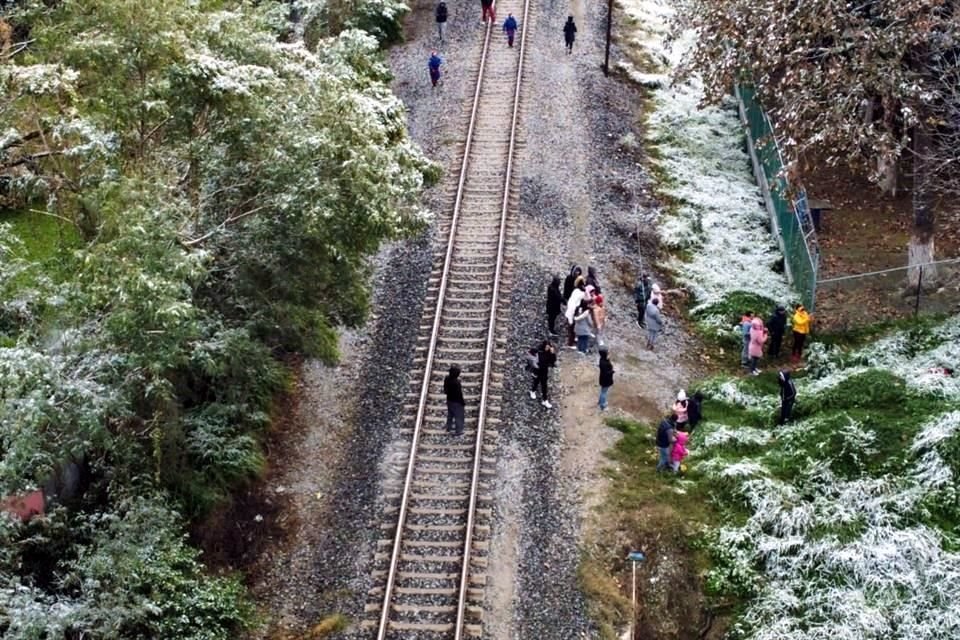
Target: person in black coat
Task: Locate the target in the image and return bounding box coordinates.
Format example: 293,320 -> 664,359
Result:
687,391 -> 704,429
766,304 -> 788,358
777,370 -> 796,425
597,348 -> 614,411
546,275 -> 563,336
529,340 -> 557,408
444,365 -> 465,435
563,16 -> 577,53
562,264 -> 582,304
586,265 -> 601,293
435,1 -> 448,41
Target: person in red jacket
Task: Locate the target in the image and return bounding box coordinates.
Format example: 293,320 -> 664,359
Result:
480,0 -> 495,23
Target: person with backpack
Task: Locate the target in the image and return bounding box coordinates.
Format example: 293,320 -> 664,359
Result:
528,340 -> 557,408
656,415 -> 677,472
503,13 -> 518,47
428,50 -> 443,88
435,1 -> 448,41
444,365 -> 465,435
597,348 -> 614,411
546,275 -> 563,336
563,16 -> 577,53
634,272 -> 651,328
777,370 -> 797,425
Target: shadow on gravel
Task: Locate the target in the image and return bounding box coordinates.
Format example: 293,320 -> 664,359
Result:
191,356 -> 303,576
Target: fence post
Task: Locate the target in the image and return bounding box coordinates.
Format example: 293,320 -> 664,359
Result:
914,265 -> 923,317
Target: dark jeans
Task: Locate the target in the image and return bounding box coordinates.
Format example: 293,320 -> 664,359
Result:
749,355 -> 760,372
779,399 -> 794,425
636,301 -> 645,326
446,401 -> 465,433
768,332 -> 783,358
792,332 -> 807,358
566,321 -> 575,346
531,374 -> 548,400
547,309 -> 561,334
576,334 -> 590,353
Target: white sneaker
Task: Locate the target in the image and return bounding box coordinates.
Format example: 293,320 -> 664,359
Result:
541,400 -> 552,408
752,369 -> 761,376
529,391 -> 537,400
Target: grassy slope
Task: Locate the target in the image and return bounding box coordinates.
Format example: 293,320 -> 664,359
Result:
585,317 -> 960,639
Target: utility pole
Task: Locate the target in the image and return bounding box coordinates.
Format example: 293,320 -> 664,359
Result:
627,551 -> 646,638
603,0 -> 613,76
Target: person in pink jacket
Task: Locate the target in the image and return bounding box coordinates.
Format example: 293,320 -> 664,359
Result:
670,430 -> 689,472
748,316 -> 768,376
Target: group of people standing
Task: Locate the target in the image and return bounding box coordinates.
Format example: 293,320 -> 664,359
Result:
655,390 -> 703,473
428,1 -> 579,86
737,303 -> 813,375
534,264 -> 610,410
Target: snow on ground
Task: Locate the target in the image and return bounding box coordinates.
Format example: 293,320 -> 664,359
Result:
618,0 -> 793,319
693,320 -> 960,639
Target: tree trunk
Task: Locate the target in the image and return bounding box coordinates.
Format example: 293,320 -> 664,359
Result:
908,126 -> 937,288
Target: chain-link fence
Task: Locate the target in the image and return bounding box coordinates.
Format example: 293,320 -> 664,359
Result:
816,258 -> 960,331
736,85 -> 820,311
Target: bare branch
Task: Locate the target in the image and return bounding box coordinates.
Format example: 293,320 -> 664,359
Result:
180,205 -> 271,247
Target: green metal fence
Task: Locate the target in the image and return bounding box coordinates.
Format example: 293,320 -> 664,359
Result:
736,85 -> 819,311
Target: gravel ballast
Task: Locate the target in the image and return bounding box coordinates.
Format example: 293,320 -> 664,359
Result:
242,0 -> 703,637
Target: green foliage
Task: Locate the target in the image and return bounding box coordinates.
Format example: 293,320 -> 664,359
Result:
0,498 -> 253,640
1,0 -> 435,634
695,290 -> 782,349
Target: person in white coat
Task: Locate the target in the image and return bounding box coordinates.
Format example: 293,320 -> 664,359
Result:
564,276 -> 586,348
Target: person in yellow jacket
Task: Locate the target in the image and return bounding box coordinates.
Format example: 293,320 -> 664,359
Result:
790,303 -> 813,362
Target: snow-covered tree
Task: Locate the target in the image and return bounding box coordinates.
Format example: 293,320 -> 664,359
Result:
677,0 -> 960,283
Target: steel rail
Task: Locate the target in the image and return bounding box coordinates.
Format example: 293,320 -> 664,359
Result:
453,0 -> 530,635
375,15 -> 498,640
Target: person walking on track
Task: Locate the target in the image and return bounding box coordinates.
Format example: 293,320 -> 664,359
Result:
435,1 -> 448,41
480,0 -> 495,24
428,50 -> 443,88
503,13 -> 518,47
444,365 -> 465,435
563,16 -> 577,53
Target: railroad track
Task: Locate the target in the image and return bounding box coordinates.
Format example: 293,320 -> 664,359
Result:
363,1 -> 531,638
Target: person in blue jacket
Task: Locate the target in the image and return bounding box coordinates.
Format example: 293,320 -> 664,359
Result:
428,50 -> 443,88
503,13 -> 518,47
